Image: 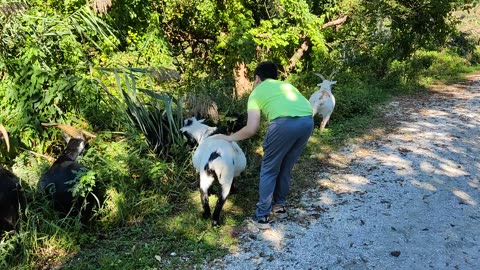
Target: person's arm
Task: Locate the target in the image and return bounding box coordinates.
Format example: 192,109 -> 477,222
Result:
217,109 -> 261,142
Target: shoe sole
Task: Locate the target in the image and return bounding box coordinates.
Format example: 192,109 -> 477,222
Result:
273,212 -> 288,219
256,222 -> 271,230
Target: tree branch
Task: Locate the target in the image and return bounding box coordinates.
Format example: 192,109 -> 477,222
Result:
288,40 -> 309,72
321,15 -> 348,30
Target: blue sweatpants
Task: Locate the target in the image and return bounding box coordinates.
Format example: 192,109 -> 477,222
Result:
256,116 -> 314,219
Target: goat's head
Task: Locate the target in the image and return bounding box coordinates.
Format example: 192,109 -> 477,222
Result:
42,123 -> 96,158
0,125 -> 10,152
62,133 -> 88,157
180,117 -> 217,145
314,70 -> 337,93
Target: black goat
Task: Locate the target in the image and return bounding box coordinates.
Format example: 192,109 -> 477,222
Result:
38,123 -> 98,223
0,125 -> 25,234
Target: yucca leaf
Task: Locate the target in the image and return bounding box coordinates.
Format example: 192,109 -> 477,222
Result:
138,88 -> 171,102
96,66 -> 185,157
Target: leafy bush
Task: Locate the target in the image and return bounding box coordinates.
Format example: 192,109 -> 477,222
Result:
332,74 -> 390,122
421,50 -> 473,78
0,6 -> 117,154
383,48 -> 477,93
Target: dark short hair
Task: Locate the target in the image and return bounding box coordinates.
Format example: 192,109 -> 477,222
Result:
254,61 -> 278,81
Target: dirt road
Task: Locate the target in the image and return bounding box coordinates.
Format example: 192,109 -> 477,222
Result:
204,73 -> 480,270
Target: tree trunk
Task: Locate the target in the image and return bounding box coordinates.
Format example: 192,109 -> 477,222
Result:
286,15 -> 349,74
288,40 -> 309,72
233,61 -> 251,98
93,0 -> 112,14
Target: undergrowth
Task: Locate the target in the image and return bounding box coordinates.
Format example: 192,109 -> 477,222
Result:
2,45 -> 480,270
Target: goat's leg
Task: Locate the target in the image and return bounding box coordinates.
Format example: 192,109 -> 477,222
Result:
199,171 -> 214,219
211,194 -> 226,226
211,181 -> 232,226
320,114 -> 331,131
200,188 -> 211,219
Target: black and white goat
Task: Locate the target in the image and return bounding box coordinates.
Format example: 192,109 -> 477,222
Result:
0,125 -> 25,233
180,117 -> 247,226
309,72 -> 337,131
38,123 -> 97,222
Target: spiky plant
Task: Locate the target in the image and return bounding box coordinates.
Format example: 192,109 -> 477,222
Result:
97,67 -> 185,158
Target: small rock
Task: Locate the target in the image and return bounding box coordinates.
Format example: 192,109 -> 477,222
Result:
390,251 -> 401,257
398,147 -> 412,153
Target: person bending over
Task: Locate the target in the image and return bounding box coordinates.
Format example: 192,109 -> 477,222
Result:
216,61 -> 314,229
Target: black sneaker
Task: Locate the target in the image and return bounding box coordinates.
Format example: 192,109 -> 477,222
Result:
255,216 -> 271,230
272,205 -> 288,219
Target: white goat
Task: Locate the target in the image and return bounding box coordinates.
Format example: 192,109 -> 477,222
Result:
180,117 -> 247,226
309,72 -> 337,131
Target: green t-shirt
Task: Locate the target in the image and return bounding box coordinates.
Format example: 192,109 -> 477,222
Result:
247,79 -> 312,122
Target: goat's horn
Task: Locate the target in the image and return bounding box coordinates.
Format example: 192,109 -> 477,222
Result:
0,125 -> 10,152
81,130 -> 97,138
41,123 -> 83,138
314,73 -> 326,81
329,69 -> 338,79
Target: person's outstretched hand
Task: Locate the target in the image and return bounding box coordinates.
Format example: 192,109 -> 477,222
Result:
215,134 -> 233,142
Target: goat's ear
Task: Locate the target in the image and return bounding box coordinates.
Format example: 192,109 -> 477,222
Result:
199,119 -> 206,123
332,81 -> 337,85
0,125 -> 10,152
62,132 -> 71,144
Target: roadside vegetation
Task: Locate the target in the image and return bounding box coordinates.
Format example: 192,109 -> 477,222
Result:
1,0 -> 479,269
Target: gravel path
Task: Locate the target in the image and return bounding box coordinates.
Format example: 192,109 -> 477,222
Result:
203,74 -> 480,270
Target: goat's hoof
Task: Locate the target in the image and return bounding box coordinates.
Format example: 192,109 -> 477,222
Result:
211,220 -> 220,227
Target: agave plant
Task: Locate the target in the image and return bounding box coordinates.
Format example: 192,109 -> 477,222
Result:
97,67 -> 184,158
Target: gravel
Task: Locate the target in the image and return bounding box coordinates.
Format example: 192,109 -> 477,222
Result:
202,74 -> 480,270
